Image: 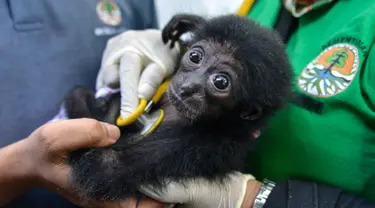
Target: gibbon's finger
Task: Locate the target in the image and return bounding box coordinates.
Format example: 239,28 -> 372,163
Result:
162,17 -> 178,44
170,29 -> 185,49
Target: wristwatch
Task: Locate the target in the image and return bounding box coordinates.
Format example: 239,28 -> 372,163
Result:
253,178 -> 275,208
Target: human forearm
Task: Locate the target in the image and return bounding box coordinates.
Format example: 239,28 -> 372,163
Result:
241,180 -> 262,208
0,139 -> 35,205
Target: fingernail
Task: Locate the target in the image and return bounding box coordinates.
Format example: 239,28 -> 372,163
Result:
104,123 -> 120,141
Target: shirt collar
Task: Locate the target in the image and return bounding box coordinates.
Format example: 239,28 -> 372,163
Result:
283,0 -> 337,17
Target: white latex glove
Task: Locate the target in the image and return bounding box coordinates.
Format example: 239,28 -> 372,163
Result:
140,171 -> 255,208
96,29 -> 180,119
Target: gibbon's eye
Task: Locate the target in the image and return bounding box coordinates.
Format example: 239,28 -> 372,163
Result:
212,74 -> 229,90
189,50 -> 203,64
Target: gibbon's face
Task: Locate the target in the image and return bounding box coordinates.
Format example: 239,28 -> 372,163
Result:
168,40 -> 243,121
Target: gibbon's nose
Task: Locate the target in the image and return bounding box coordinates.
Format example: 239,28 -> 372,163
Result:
179,82 -> 200,98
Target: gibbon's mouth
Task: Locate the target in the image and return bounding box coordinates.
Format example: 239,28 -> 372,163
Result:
168,86 -> 199,120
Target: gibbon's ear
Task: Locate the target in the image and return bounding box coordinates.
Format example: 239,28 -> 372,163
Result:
240,106 -> 263,121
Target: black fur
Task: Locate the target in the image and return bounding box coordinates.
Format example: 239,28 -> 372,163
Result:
65,14 -> 293,201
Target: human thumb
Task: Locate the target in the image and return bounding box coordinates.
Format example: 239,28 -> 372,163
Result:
43,118 -> 120,152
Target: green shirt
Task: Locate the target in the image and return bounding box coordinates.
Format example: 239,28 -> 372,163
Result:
247,0 -> 375,201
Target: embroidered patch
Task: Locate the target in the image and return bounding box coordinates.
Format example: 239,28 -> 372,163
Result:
96,0 -> 122,26
298,43 -> 359,98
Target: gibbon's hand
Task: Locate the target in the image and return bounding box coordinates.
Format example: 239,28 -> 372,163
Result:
140,171 -> 261,208
96,29 -> 180,120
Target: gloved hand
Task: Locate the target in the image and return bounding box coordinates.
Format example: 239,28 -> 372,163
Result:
140,171 -> 258,208
96,29 -> 180,119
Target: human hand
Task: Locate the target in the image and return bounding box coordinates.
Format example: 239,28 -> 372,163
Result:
96,29 -> 180,120
140,171 -> 261,208
26,118 -> 168,208
0,118 -> 165,207
14,119 -> 118,206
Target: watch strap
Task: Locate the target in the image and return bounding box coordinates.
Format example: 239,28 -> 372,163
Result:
253,179 -> 275,208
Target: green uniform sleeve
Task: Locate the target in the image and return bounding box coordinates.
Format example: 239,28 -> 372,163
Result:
361,44 -> 375,114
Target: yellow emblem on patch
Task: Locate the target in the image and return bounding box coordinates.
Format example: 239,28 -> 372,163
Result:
298,43 -> 359,98
96,0 -> 122,26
